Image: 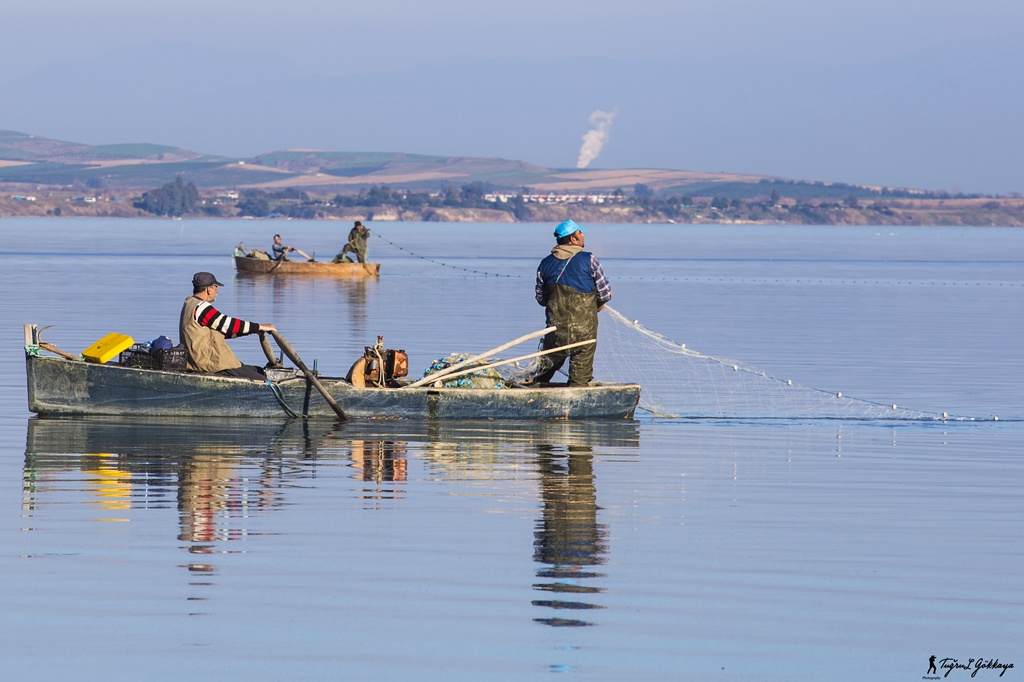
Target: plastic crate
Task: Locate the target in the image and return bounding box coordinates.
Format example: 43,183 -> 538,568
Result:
119,344 -> 154,369
154,347 -> 186,371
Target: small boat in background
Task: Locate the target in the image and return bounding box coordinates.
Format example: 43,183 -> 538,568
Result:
233,245 -> 380,277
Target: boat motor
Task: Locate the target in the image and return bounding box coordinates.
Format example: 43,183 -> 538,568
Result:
346,335 -> 409,388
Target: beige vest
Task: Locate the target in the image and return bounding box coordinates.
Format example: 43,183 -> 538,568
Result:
179,296 -> 242,373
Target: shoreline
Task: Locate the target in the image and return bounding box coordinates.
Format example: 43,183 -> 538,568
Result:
2,197 -> 1023,226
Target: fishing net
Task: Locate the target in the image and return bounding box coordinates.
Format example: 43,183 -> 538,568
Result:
421,353 -> 507,389
592,306 -> 950,421
372,232 -> 964,421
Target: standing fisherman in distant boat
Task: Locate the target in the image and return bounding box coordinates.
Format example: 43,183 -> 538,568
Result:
334,220 -> 370,263
534,220 -> 612,386
179,272 -> 277,380
272,234 -> 297,261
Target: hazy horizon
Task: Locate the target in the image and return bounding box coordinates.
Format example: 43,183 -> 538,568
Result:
2,0 -> 1022,194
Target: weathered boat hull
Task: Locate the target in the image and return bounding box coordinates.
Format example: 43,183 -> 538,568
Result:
25,353 -> 640,420
234,256 -> 380,277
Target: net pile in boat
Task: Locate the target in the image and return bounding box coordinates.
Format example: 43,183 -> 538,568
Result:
420,353 -> 507,389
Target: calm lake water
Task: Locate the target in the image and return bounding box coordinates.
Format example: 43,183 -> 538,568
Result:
1,219 -> 1022,680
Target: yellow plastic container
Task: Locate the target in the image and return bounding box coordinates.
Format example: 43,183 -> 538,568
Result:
82,333 -> 135,364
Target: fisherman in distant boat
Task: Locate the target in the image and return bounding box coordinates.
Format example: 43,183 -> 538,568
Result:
179,271 -> 277,380
272,234 -> 297,261
333,221 -> 370,263
533,220 -> 612,386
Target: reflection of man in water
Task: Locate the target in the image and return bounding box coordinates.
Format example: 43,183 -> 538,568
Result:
928,656 -> 937,674
532,445 -> 608,627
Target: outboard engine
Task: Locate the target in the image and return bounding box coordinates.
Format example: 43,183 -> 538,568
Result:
346,335 -> 409,388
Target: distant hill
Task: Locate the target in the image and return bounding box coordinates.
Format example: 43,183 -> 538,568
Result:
4,129 -> 1023,226
0,129 -> 836,197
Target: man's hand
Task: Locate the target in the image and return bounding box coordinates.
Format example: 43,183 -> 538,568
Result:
258,323 -> 278,334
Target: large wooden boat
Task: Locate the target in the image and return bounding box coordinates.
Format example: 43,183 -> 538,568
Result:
233,255 -> 380,277
24,340 -> 640,421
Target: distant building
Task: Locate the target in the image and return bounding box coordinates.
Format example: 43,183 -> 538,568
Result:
484,192 -> 625,205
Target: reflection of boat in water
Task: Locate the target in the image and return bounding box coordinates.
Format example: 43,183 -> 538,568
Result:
233,255 -> 380,277
25,351 -> 641,420
25,415 -> 337,459
24,416 -> 640,459
24,415 -> 638,628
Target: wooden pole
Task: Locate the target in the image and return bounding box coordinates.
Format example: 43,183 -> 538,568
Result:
404,326 -> 556,388
39,343 -> 80,361
268,331 -> 347,421
259,333 -> 282,367
415,339 -> 596,386
32,324 -> 81,360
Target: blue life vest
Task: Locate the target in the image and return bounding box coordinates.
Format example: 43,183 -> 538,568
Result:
538,251 -> 594,296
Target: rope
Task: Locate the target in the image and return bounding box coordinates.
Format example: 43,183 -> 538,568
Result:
266,379 -> 304,418
373,234 -> 1020,287
372,232 -> 525,277
369,346 -> 386,388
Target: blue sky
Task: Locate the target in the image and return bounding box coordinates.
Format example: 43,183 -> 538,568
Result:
2,0 -> 1022,193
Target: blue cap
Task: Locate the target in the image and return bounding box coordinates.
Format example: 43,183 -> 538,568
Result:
554,220 -> 585,238
151,335 -> 174,351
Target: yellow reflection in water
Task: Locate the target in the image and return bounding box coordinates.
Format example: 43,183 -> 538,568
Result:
84,453 -> 132,517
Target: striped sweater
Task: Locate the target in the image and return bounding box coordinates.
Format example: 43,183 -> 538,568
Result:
192,300 -> 259,338
179,296 -> 260,373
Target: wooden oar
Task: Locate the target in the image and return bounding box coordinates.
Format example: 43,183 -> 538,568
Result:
416,339 -> 596,386
268,330 -> 347,421
404,326 -> 556,388
31,324 -> 80,361
39,342 -> 79,361
293,248 -> 314,261
259,333 -> 282,367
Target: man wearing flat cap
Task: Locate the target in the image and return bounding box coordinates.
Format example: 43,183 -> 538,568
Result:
534,219 -> 612,386
179,271 -> 277,380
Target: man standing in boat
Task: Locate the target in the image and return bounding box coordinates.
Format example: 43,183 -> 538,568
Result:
534,219 -> 612,386
333,220 -> 370,263
180,271 -> 278,380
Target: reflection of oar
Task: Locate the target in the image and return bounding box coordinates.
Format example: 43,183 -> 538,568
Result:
404,326 -> 556,388
267,331 -> 347,421
418,339 -> 596,386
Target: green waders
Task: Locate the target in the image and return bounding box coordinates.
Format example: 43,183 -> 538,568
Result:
535,282 -> 599,386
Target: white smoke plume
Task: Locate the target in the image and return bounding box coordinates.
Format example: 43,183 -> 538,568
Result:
576,108 -> 618,169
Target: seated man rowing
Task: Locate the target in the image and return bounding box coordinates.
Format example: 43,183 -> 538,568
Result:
272,234 -> 297,261
179,271 -> 277,380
